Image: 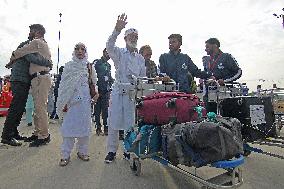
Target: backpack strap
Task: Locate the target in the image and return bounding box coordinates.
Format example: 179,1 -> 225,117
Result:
87,63 -> 93,85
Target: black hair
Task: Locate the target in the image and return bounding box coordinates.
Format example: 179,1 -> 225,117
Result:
205,38 -> 220,47
29,24 -> 46,35
59,66 -> 64,73
168,34 -> 182,45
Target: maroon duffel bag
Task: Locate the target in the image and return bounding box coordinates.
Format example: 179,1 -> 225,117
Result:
137,92 -> 205,125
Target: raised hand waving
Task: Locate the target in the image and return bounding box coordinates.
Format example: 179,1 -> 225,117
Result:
115,13 -> 128,32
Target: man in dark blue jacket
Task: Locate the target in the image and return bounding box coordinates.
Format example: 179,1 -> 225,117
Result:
1,25 -> 52,146
202,38 -> 242,113
51,66 -> 64,119
159,34 -> 207,93
93,48 -> 114,135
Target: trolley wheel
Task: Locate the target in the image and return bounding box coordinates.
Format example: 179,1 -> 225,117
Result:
130,158 -> 141,176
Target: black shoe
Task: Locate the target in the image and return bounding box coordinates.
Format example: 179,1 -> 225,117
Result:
1,138 -> 22,146
27,123 -> 32,126
45,134 -> 51,143
119,130 -> 124,140
24,135 -> 38,142
123,152 -> 130,161
104,152 -> 116,163
96,128 -> 102,136
104,127 -> 108,136
119,134 -> 124,140
29,135 -> 50,147
14,135 -> 27,141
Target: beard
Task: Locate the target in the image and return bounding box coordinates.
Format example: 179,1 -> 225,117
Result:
126,40 -> 137,49
206,49 -> 213,55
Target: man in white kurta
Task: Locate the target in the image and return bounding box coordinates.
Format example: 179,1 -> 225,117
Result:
105,14 -> 146,163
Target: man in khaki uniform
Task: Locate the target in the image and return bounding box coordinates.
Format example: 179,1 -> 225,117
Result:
7,24 -> 52,147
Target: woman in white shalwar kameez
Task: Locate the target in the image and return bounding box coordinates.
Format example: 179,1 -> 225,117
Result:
56,43 -> 98,166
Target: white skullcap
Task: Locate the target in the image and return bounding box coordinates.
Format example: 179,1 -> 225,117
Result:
124,28 -> 138,37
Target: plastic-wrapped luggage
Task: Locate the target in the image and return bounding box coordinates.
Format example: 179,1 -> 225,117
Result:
124,125 -> 161,156
220,96 -> 275,141
162,117 -> 243,167
0,90 -> 13,116
137,92 -> 206,125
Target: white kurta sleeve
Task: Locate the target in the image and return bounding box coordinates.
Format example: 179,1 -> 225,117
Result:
106,29 -> 121,67
140,59 -> 146,77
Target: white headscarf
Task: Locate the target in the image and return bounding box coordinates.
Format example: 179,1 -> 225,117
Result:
71,42 -> 89,63
56,42 -> 97,119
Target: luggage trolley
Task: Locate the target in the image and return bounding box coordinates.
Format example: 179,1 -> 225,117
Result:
135,76 -> 177,99
271,88 -> 284,134
219,86 -> 284,158
124,124 -> 244,189
125,77 -> 244,189
207,81 -> 244,115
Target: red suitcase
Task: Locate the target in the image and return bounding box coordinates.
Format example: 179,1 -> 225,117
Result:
137,92 -> 205,125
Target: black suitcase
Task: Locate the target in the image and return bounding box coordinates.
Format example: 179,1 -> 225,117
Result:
220,96 -> 275,141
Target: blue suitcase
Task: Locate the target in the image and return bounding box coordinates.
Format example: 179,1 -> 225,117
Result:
124,125 -> 161,156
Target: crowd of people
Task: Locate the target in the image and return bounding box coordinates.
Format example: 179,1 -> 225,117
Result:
0,13 -> 242,166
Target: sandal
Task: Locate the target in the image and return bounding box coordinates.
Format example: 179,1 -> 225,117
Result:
59,158 -> 70,166
77,152 -> 90,161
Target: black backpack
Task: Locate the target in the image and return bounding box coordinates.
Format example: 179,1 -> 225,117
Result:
162,117 -> 243,167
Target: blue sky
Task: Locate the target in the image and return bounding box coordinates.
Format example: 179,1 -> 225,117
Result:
0,0 -> 283,91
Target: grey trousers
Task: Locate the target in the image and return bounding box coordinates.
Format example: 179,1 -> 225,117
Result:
61,136 -> 89,159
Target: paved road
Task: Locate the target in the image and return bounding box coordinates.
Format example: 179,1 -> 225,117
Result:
0,117 -> 283,189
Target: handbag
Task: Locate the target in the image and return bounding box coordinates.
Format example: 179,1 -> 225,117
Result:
87,63 -> 97,98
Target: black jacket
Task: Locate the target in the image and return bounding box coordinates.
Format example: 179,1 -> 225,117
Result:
93,57 -> 114,94
202,52 -> 242,82
159,51 -> 207,93
10,40 -> 52,84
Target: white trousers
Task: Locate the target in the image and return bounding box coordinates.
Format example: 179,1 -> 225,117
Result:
61,136 -> 89,159
106,127 -> 121,153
